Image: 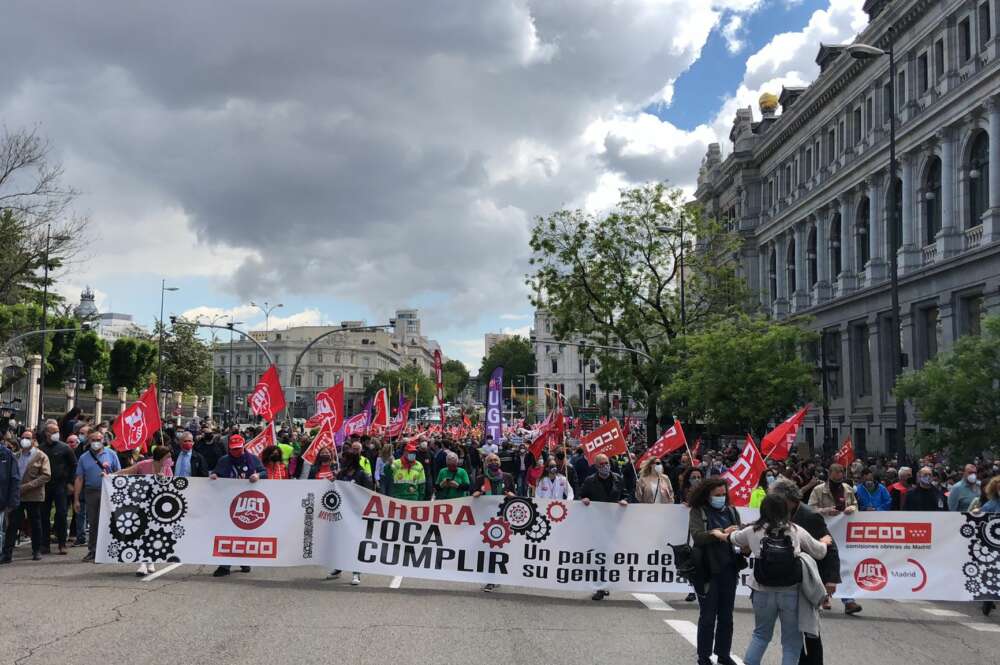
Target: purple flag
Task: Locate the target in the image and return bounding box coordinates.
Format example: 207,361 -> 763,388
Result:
485,366 -> 504,443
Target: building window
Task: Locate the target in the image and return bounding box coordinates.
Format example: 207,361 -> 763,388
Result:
851,322 -> 872,397
768,179 -> 775,206
551,359 -> 558,374
830,212 -> 842,276
334,352 -> 341,363
960,17 -> 972,61
959,293 -> 984,337
814,140 -> 821,171
969,131 -> 989,227
838,120 -> 845,152
235,355 -> 241,366
349,374 -> 354,388
807,227 -> 818,287
316,351 -> 323,363
827,129 -> 836,164
294,374 -> 302,387
362,357 -> 370,368
853,107 -> 862,143
785,238 -> 796,299
878,314 -> 894,400
865,97 -> 873,132
784,164 -> 792,194
934,39 -> 945,77
856,197 -> 870,270
882,83 -> 892,122
316,372 -> 324,387
925,156 -> 942,244
916,306 -> 939,367
890,177 -> 903,252
918,52 -> 929,92
822,329 -> 842,399
768,248 -> 777,303
979,3 -> 992,49
805,148 -> 812,178
896,71 -> 906,108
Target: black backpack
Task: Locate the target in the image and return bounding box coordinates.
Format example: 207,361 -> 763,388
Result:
754,529 -> 802,587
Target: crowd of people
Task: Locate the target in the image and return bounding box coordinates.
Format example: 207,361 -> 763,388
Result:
2,409 -> 998,664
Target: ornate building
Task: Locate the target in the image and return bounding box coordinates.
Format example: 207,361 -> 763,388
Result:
696,0 -> 1000,455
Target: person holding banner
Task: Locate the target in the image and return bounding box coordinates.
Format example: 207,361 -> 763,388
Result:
687,477 -> 744,665
74,431 -> 121,562
472,453 -> 515,498
115,445 -> 173,576
209,434 -> 266,578
634,457 -> 674,504
535,461 -> 572,500
435,452 -> 470,500
390,442 -> 426,501
580,453 -> 627,601
806,463 -> 860,615
326,444 -> 374,585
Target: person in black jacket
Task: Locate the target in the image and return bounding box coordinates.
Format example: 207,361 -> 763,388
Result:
579,454 -> 627,601
326,446 -> 375,585
769,478 -> 837,665
901,467 -> 947,511
39,421 -> 76,554
0,444 -> 21,560
194,429 -> 226,472
173,431 -> 209,478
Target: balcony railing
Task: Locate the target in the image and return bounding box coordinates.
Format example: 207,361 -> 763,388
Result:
921,243 -> 937,265
965,225 -> 984,250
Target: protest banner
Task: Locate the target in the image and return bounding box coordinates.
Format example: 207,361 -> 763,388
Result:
96,477 -> 1000,601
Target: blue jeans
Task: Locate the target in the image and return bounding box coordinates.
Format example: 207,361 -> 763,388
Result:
745,589 -> 801,665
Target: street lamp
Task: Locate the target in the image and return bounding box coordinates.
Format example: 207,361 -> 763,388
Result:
157,279 -> 179,417
250,300 -> 284,338
847,33 -> 906,459
199,313 -> 228,422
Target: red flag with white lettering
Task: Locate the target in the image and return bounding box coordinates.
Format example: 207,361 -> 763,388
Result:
112,384 -> 162,453
302,418 -> 338,466
305,381 -> 344,431
388,400 -> 413,438
247,365 -> 286,422
370,388 -> 390,429
721,434 -> 767,507
580,418 -> 628,464
834,436 -> 855,467
760,405 -> 810,461
244,421 -> 276,458
637,420 -> 687,468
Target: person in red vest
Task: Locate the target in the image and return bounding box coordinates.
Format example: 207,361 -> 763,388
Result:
888,466 -> 912,510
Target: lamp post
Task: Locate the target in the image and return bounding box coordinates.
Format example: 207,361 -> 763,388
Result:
157,279 -> 179,417
249,301 -> 283,404
227,318 -> 244,422
847,31 -> 906,459
199,313 -> 227,423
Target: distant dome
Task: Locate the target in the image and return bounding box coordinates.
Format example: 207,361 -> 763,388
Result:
759,92 -> 779,113
74,286 -> 98,319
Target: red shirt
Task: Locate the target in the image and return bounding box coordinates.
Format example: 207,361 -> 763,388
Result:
316,464 -> 334,480
265,462 -> 289,480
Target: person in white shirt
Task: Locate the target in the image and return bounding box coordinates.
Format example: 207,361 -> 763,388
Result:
535,462 -> 573,500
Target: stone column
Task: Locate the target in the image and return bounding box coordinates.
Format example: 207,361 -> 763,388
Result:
26,355 -> 42,427
774,235 -> 789,318
937,127 -> 963,256
982,97 -> 1000,243
63,381 -> 75,413
206,395 -> 214,424
793,223 -> 809,310
192,396 -> 199,421
175,391 -> 184,426
867,172 -> 887,282
814,209 -> 832,303
899,153 -> 922,273
118,387 -> 128,414
93,383 -> 103,424
838,194 -> 857,295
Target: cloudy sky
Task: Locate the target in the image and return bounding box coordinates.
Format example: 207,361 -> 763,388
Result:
3,0 -> 868,370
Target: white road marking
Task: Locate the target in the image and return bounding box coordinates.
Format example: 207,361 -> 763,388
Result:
921,608 -> 968,617
142,563 -> 182,582
897,600 -> 929,604
664,619 -> 745,665
632,593 -> 674,611
962,622 -> 1000,632
390,576 -> 403,589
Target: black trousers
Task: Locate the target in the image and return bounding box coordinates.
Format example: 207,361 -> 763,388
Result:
41,483 -> 68,548
800,634 -> 824,665
3,501 -> 44,557
696,569 -> 738,660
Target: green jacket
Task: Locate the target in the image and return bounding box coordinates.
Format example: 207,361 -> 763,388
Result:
435,467 -> 471,499
390,459 -> 426,500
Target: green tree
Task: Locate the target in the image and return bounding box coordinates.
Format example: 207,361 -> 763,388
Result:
896,315 -> 1000,460
74,331 -> 110,387
527,182 -> 746,442
108,337 -> 157,391
0,302 -> 43,349
662,315 -> 817,437
442,359 -> 470,401
44,315 -> 80,387
365,364 -> 435,405
478,336 -> 535,383
155,319 -> 212,394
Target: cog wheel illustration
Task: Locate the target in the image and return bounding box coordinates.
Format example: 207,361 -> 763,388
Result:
107,542 -> 123,559
525,515 -> 552,543
960,523 -> 976,538
982,517 -> 1000,549
963,562 -> 980,578
970,541 -> 999,564
171,477 -> 190,491
111,489 -> 129,506
170,524 -> 186,540
480,517 -> 512,549
546,501 -> 568,524
966,579 -> 982,595
150,491 -> 187,524
127,481 -> 152,505
322,490 -> 342,512
497,496 -> 538,533
110,506 -> 148,542
111,476 -> 129,490
139,529 -> 177,561
119,546 -> 140,563
155,475 -> 173,487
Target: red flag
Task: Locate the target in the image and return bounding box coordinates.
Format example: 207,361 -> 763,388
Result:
580,418 -> 628,464
247,365 -> 286,422
760,405 -> 810,461
528,409 -> 564,459
305,382 -> 345,431
462,413 -> 471,427
370,387 -> 390,429
388,400 -> 413,438
112,384 -> 162,453
691,437 -> 701,463
834,436 -> 855,467
302,418 -> 337,466
721,435 -> 767,507
434,349 -> 446,425
636,420 -> 687,468
244,422 -> 276,458
343,411 -> 369,437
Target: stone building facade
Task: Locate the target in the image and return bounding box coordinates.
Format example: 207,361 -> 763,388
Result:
696,0 -> 1000,455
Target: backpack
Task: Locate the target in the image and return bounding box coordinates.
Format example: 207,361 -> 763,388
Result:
754,529 -> 802,587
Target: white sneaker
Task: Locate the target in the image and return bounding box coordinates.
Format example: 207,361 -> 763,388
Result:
147,563 -> 156,573
136,563 -> 148,577
351,573 -> 361,586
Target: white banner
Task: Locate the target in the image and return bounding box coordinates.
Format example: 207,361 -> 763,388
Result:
96,477 -> 1000,600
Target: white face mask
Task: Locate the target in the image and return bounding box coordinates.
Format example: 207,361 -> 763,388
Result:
90,440 -> 103,452
20,439 -> 32,449
50,432 -> 60,442
654,464 -> 664,474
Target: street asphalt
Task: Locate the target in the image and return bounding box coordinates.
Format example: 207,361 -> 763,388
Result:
1,543 -> 997,665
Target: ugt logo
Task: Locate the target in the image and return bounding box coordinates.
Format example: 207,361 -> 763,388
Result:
250,384 -> 272,415
122,404 -> 148,449
230,490 -> 270,530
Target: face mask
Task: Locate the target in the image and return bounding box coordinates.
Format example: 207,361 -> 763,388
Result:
597,464 -> 611,478
917,475 -> 932,487
50,432 -> 60,442
20,439 -> 32,449
90,441 -> 103,452
710,495 -> 727,510
230,448 -> 244,458
968,474 -> 978,484
766,475 -> 775,485
548,467 -> 557,476
181,442 -> 194,451
407,453 -> 417,462
654,464 -> 663,474
487,463 -> 500,474
690,478 -> 701,487
865,481 -> 876,490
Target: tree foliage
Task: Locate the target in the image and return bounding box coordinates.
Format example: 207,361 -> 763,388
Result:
155,318 -> 212,394
896,315 -> 1000,460
74,331 -> 110,387
109,337 -> 158,391
527,183 -> 747,442
662,315 -> 817,437
365,364 -> 435,406
478,336 -> 535,384
441,359 -> 470,401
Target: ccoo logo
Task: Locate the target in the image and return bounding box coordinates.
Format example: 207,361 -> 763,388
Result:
854,558 -> 888,591
230,490 -> 270,530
